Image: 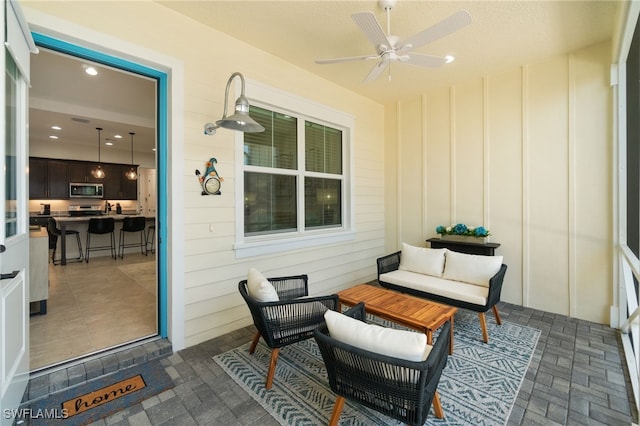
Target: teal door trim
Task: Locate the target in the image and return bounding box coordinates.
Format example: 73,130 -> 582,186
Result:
31,33 -> 169,337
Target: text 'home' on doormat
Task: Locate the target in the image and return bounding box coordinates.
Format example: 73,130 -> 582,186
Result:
62,374 -> 146,417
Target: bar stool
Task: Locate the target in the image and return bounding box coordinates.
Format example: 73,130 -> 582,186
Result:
47,218 -> 83,265
119,216 -> 147,259
85,217 -> 116,262
146,224 -> 156,254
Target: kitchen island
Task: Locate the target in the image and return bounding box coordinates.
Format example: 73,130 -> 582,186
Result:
29,227 -> 49,314
54,215 -> 155,265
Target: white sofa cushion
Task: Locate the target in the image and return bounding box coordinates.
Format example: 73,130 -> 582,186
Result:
442,250 -> 502,287
399,243 -> 446,277
380,270 -> 489,306
246,268 -> 279,302
324,309 -> 432,362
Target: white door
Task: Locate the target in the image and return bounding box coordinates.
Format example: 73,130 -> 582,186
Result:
1,1 -> 37,423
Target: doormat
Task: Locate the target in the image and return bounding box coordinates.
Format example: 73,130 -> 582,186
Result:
214,310 -> 540,425
22,360 -> 173,425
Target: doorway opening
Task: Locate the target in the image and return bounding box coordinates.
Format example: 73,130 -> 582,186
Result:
28,33 -> 168,371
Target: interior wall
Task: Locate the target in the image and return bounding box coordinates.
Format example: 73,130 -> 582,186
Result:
23,2 -> 386,347
390,41 -> 612,324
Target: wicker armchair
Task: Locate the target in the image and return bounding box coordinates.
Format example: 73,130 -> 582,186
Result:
314,302 -> 450,426
238,274 -> 339,389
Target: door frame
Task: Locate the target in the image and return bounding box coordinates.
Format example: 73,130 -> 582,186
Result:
24,9 -> 186,350
32,33 -> 170,337
2,0 -> 38,421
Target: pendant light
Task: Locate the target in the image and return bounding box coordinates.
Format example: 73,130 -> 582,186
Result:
91,127 -> 105,179
125,132 -> 138,180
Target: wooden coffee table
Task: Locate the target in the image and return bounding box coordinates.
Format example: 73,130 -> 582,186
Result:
337,284 -> 457,355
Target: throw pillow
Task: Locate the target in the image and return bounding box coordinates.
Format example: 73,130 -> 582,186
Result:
324,309 -> 431,362
399,243 -> 446,277
442,250 -> 503,287
246,268 -> 279,302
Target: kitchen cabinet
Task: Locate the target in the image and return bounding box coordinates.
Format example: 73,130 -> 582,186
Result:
29,158 -> 69,199
121,167 -> 138,199
30,158 -> 138,200
69,161 -> 104,183
103,164 -> 138,199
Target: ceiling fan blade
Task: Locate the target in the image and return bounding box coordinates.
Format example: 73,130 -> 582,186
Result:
352,12 -> 391,51
363,61 -> 388,83
315,54 -> 379,65
405,53 -> 447,68
398,10 -> 472,52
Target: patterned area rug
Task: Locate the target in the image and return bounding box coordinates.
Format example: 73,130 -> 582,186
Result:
213,311 -> 540,425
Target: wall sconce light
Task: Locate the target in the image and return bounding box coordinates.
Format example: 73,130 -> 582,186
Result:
203,72 -> 265,136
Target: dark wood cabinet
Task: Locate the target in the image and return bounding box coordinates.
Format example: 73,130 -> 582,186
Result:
120,168 -> 138,199
29,158 -> 69,199
30,157 -> 138,200
103,164 -> 138,199
29,158 -> 47,199
68,162 -> 104,183
47,160 -> 69,198
102,164 -> 122,199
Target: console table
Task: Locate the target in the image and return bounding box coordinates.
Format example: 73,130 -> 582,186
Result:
426,237 -> 500,256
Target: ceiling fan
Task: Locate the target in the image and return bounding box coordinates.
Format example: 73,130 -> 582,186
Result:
315,0 -> 472,83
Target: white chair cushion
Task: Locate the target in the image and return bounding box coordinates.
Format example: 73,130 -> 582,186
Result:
324,309 -> 432,362
442,250 -> 502,287
399,243 -> 446,277
380,270 -> 488,306
246,268 -> 279,302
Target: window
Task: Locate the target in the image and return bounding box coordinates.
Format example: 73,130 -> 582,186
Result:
235,81 -> 354,257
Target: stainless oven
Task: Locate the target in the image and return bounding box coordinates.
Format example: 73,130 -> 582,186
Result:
69,183 -> 104,198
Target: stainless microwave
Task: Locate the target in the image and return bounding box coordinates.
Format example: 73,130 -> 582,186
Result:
69,183 -> 104,198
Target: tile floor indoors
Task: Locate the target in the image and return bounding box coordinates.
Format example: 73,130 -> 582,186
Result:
30,251 -> 157,370
20,284 -> 639,426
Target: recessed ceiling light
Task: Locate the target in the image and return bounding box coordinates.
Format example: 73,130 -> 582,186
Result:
114,134 -> 123,139
152,148 -> 156,152
445,55 -> 455,64
85,66 -> 98,76
51,125 -> 61,130
105,142 -> 113,146
49,135 -> 59,139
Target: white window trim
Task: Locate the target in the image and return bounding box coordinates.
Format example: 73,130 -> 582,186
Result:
234,79 -> 356,258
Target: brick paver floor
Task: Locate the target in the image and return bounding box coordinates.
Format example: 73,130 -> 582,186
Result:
20,301 -> 638,425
